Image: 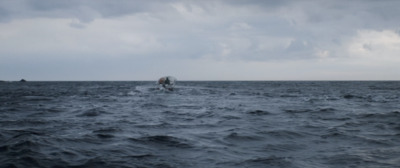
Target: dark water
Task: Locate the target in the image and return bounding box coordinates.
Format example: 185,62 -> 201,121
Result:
1,81 -> 400,168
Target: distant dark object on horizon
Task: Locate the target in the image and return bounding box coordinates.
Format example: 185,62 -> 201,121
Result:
20,79 -> 27,82
157,76 -> 176,91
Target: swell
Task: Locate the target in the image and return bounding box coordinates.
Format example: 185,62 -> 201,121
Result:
1,81 -> 400,168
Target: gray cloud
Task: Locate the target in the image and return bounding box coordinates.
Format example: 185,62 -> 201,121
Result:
1,0 -> 399,80
0,0 -> 167,23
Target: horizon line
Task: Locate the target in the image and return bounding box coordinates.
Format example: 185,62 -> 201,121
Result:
2,79 -> 399,82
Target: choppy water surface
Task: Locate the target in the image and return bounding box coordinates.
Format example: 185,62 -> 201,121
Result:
0,81 -> 399,168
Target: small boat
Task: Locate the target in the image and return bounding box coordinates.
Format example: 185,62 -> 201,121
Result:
157,76 -> 176,91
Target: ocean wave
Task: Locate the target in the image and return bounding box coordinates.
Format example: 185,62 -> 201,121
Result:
1,81 -> 399,168
129,135 -> 193,149
76,107 -> 110,117
235,156 -> 296,168
246,110 -> 271,115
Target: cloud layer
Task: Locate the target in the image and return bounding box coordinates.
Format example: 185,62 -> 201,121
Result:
1,0 -> 399,80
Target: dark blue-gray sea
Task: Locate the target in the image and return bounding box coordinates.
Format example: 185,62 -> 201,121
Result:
1,81 -> 399,168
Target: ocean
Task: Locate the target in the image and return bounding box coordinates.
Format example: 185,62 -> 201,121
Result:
0,81 -> 399,168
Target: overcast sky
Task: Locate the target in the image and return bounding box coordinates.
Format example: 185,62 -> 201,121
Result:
1,0 -> 399,81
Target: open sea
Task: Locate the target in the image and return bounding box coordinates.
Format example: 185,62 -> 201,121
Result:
0,81 -> 399,168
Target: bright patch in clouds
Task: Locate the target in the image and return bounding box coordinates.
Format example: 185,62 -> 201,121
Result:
348,29 -> 400,61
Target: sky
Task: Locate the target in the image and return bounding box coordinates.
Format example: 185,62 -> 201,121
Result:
1,0 -> 400,81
